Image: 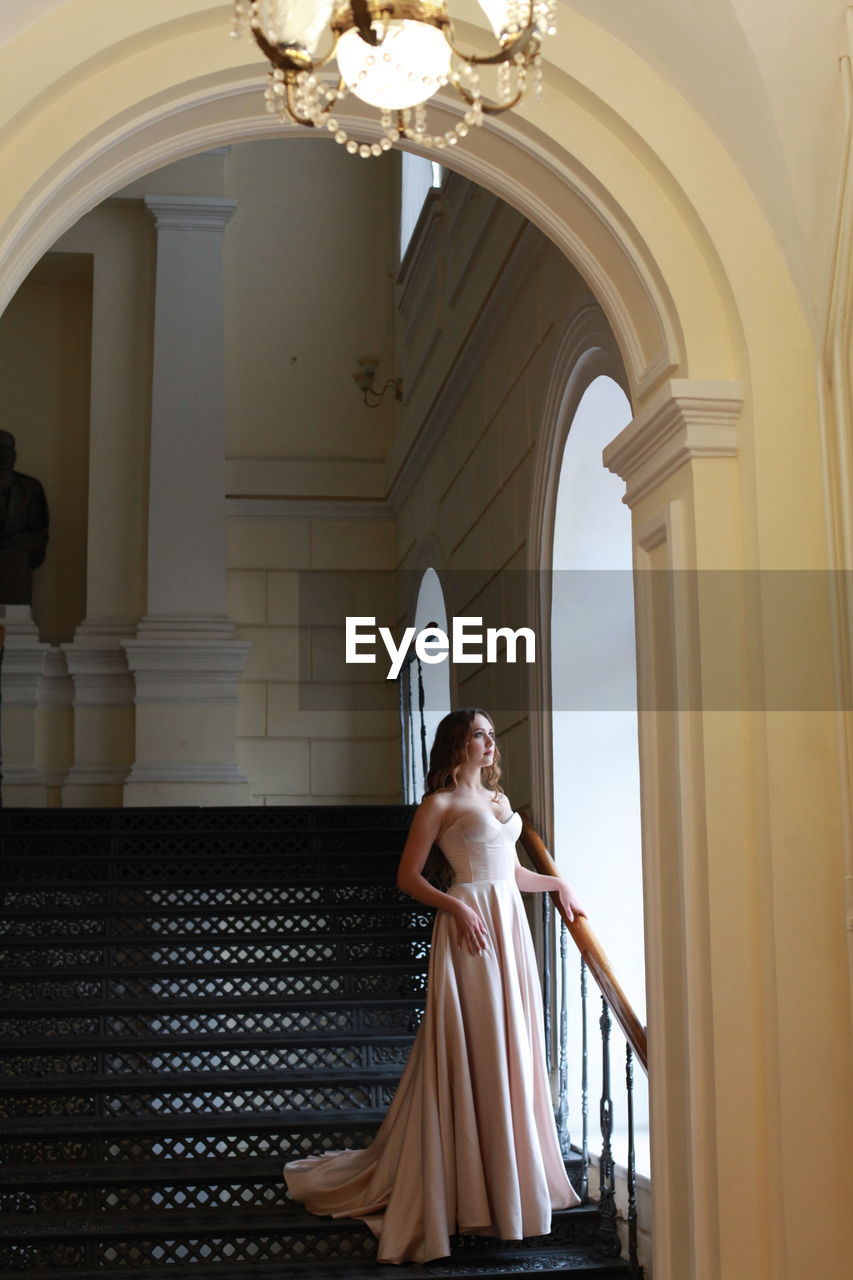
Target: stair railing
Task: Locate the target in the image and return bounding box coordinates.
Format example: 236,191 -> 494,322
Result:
519,807 -> 646,1277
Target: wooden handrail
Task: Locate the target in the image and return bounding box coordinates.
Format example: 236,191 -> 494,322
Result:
518,807 -> 648,1073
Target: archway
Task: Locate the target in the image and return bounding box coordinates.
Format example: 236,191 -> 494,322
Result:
0,10 -> 845,1280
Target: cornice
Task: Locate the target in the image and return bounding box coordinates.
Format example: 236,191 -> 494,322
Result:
603,378 -> 743,507
143,194 -> 237,232
226,497 -> 394,520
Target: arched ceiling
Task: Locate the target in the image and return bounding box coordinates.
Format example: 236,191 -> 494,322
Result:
567,0 -> 845,325
0,0 -> 843,323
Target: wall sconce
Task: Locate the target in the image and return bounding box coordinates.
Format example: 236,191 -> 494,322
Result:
353,357 -> 403,407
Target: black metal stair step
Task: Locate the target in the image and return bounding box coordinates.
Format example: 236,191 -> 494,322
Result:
0,838 -> 407,856
0,881 -> 405,907
0,1256 -> 632,1280
0,855 -> 402,875
0,931 -> 427,962
0,993 -> 422,1016
0,1153 -> 589,1193
2,1092 -> 399,1127
0,996 -> 423,1029
1,1030 -> 416,1057
0,1027 -> 420,1050
0,861 -> 405,888
0,954 -> 428,973
0,1169 -> 592,1224
0,967 -> 428,1003
0,1205 -> 630,1280
0,901 -> 423,925
0,1063 -> 407,1091
0,805 -> 414,832
0,1203 -> 596,1241
0,1156 -> 333,1189
0,901 -> 417,922
0,938 -> 428,958
0,1105 -> 386,1140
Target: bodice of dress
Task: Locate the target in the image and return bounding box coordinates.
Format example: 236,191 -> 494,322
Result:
437,809 -> 523,884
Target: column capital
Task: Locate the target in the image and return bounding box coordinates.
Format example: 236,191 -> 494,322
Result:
603,378 -> 743,508
144,195 -> 237,233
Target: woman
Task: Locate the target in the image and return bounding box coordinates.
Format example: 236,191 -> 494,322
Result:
283,707 -> 586,1263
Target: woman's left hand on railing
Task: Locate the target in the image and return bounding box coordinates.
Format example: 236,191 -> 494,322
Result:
554,879 -> 588,925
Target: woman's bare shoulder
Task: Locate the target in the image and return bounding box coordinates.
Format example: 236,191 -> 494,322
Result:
416,790 -> 454,819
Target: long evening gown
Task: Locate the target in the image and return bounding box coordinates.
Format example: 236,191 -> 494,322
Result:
282,807 -> 580,1263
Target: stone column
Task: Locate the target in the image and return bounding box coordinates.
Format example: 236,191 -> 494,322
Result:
123,195 -> 249,806
57,202 -> 154,806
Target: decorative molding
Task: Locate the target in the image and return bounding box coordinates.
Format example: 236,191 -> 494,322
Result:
61,767 -> 128,788
134,615 -> 240,641
0,643 -> 52,707
524,303 -> 629,856
123,634 -> 251,705
73,618 -> 138,641
143,194 -> 237,232
124,762 -> 250,785
603,379 -> 743,507
388,219 -> 545,513
443,166 -> 478,238
0,604 -> 41,644
396,187 -> 442,292
1,763 -> 47,786
40,647 -> 73,708
225,497 -> 394,520
446,192 -> 508,309
63,640 -> 134,706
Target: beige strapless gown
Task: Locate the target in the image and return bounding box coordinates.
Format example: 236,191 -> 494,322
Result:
282,808 -> 580,1263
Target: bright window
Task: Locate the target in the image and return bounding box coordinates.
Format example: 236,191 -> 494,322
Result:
400,153 -> 442,259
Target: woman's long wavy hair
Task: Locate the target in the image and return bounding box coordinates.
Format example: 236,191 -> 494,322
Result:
420,707 -> 505,889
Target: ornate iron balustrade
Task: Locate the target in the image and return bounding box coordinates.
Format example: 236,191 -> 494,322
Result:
521,810 -> 645,1277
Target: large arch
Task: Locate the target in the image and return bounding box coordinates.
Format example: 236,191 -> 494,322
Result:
0,7 -> 847,1280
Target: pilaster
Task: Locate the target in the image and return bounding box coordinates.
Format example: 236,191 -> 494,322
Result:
123,196 -> 250,806
62,621 -> 135,807
604,379 -> 771,1280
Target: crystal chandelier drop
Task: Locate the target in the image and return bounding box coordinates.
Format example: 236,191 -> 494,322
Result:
231,0 -> 556,156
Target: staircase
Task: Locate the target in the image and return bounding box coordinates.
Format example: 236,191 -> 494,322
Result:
0,806 -> 635,1279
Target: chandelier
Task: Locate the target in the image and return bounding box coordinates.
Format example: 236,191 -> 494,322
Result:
231,0 -> 556,156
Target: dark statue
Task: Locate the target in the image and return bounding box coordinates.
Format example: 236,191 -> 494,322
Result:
0,431 -> 49,605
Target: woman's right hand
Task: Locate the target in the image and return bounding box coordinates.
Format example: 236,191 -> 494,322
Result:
451,901 -> 490,956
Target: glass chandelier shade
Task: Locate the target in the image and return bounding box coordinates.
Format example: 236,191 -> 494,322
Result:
336,20 -> 453,111
261,0 -> 336,59
231,0 -> 556,155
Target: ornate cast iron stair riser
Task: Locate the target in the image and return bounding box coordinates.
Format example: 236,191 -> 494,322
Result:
0,806 -> 636,1276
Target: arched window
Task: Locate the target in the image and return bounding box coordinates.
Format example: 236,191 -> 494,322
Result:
551,375 -> 649,1174
401,567 -> 451,803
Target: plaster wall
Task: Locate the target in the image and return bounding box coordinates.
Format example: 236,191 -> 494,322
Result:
392,174 -> 600,806
223,139 -> 394,479
227,509 -> 400,804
